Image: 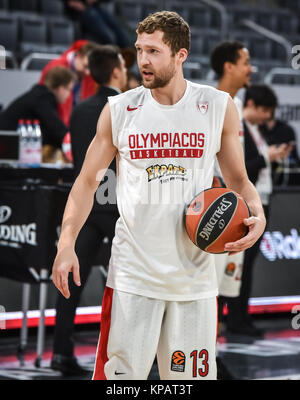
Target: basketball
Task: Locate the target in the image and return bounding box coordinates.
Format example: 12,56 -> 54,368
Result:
184,187 -> 251,254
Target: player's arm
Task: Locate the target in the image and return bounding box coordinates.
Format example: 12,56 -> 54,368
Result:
217,96 -> 266,253
52,102 -> 117,298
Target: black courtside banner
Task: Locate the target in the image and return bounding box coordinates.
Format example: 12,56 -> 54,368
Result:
0,182 -> 69,283
251,188 -> 300,298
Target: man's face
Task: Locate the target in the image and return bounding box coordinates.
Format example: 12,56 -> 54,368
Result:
117,54 -> 128,90
135,31 -> 177,89
74,54 -> 90,77
253,106 -> 274,125
55,81 -> 74,104
246,101 -> 274,125
229,48 -> 253,88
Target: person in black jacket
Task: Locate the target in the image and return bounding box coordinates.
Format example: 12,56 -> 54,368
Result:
51,45 -> 127,376
226,85 -> 292,336
260,115 -> 299,184
0,67 -> 76,151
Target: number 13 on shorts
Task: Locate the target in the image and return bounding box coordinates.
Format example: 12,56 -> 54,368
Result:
171,349 -> 209,378
190,349 -> 209,377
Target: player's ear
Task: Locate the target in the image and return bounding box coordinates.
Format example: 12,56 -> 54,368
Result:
223,61 -> 234,75
111,66 -> 120,80
177,48 -> 188,64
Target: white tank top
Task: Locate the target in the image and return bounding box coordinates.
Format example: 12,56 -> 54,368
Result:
213,95 -> 244,178
106,80 -> 229,301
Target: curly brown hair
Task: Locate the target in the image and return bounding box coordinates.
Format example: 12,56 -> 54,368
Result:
136,11 -> 191,56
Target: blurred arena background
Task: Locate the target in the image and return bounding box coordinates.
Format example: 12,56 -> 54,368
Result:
0,0 -> 300,381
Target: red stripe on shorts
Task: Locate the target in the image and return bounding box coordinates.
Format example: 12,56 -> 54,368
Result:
92,286 -> 114,380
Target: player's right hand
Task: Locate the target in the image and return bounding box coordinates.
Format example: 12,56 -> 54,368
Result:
52,247 -> 81,299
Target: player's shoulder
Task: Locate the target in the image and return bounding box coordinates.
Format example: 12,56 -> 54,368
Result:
108,85 -> 146,108
188,80 -> 229,101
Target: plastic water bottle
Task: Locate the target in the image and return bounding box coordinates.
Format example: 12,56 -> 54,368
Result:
18,119 -> 30,164
25,120 -> 34,164
32,119 -> 42,165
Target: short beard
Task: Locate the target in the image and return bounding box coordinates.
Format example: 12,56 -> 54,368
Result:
142,61 -> 176,89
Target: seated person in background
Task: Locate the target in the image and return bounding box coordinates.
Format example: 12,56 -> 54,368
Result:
39,40 -> 100,127
260,113 -> 299,170
64,0 -> 133,49
0,66 -> 76,162
39,40 -> 100,162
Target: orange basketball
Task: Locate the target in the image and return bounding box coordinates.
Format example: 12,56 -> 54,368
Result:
184,187 -> 250,254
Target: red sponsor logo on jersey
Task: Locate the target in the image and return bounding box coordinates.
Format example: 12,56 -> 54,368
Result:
127,105 -> 143,111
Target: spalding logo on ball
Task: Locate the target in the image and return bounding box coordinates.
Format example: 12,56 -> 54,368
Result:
184,187 -> 251,254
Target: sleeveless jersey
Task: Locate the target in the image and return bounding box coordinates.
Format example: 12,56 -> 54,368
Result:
106,80 -> 229,301
213,94 -> 244,179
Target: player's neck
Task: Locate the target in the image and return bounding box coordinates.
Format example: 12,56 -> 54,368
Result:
217,76 -> 239,99
150,73 -> 186,106
108,77 -> 123,92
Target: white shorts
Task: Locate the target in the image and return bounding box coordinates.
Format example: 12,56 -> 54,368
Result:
214,252 -> 244,297
92,288 -> 218,380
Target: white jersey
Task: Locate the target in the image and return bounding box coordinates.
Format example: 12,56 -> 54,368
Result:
213,95 -> 244,178
106,80 -> 229,301
234,95 -> 245,145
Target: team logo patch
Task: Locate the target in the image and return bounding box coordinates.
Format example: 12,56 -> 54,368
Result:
171,350 -> 186,372
197,101 -> 208,114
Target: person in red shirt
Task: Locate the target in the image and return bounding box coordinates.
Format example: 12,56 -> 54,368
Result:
40,40 -> 100,161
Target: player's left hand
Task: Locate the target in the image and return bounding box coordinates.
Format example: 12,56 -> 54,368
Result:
224,215 -> 266,255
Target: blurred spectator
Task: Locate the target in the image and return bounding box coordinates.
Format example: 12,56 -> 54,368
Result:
226,84 -> 292,336
40,40 -> 100,162
63,0 -> 133,49
40,40 -> 100,127
51,45 -> 127,376
260,115 -> 300,182
0,67 -> 76,162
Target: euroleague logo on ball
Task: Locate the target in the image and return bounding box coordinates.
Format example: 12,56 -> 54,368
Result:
192,200 -> 202,213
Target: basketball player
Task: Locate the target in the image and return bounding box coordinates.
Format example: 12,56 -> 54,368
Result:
210,42 -> 252,314
52,11 -> 266,380
210,40 -> 253,379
